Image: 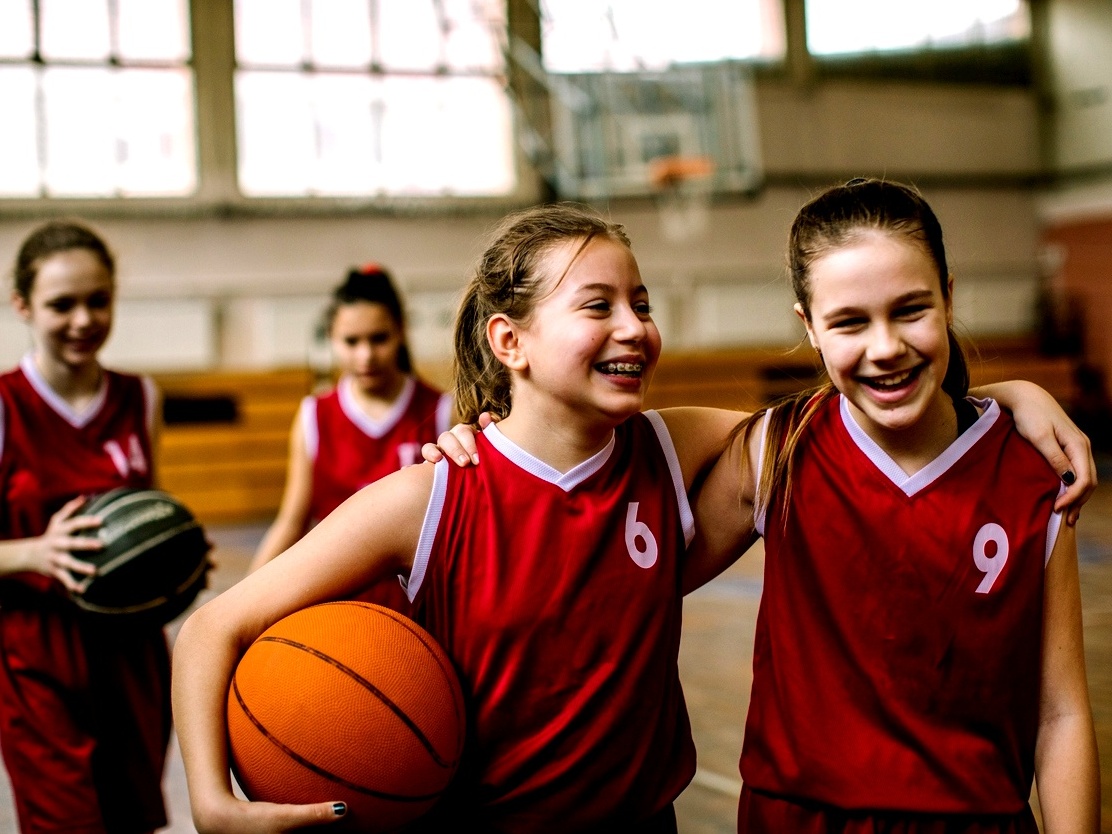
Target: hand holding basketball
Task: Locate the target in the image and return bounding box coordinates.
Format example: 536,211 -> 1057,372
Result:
32,496 -> 101,593
227,602 -> 465,832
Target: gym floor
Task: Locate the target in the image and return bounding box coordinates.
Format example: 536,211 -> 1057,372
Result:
0,466 -> 1109,833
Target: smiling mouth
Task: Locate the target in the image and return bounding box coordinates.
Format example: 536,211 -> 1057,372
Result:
596,361 -> 644,377
860,366 -> 920,390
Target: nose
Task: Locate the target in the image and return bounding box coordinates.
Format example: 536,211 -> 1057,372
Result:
71,304 -> 94,329
614,304 -> 649,343
866,322 -> 905,363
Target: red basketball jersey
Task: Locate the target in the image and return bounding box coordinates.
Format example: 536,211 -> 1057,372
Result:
305,375 -> 449,611
305,375 -> 450,520
408,412 -> 696,831
0,357 -> 155,596
742,395 -> 1062,814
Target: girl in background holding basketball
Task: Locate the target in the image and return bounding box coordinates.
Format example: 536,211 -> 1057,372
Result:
247,265 -> 452,611
0,221 -> 172,833
687,179 -> 1099,832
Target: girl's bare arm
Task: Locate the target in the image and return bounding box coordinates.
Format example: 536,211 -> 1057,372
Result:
172,462 -> 434,833
1034,521 -> 1100,833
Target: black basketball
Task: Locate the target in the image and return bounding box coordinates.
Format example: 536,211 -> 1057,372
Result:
69,488 -> 211,625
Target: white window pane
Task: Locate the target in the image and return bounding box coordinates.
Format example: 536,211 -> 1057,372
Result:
542,0 -> 783,72
379,76 -> 514,195
117,0 -> 191,62
40,0 -> 111,61
0,0 -> 34,59
377,0 -> 441,71
41,67 -> 117,196
0,66 -> 40,195
236,71 -> 316,195
116,69 -> 196,195
439,0 -> 505,71
308,0 -> 371,69
806,0 -> 1029,55
235,0 -> 304,66
310,75 -> 377,195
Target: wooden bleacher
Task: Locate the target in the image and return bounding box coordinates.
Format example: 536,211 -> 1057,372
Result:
155,337 -> 1080,526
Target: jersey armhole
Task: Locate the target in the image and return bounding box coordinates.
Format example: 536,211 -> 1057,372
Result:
1044,483 -> 1067,568
300,396 -> 319,461
403,458 -> 449,602
753,411 -> 772,538
643,410 -> 695,546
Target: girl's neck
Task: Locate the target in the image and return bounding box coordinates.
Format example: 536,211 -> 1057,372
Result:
853,393 -> 960,476
346,372 -> 408,420
496,407 -> 619,474
32,352 -> 103,409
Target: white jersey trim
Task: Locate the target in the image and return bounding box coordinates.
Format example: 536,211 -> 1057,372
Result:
338,374 -> 416,439
644,410 -> 695,546
405,457 -> 449,602
20,353 -> 108,429
1046,484 -> 1066,568
482,421 -> 615,493
300,396 -> 319,461
435,393 -> 454,436
754,411 -> 772,538
840,394 -> 1001,497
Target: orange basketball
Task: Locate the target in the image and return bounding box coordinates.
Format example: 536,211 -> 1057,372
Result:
226,601 -> 466,831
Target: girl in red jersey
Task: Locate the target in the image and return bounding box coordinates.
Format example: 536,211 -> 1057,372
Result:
0,221 -> 171,834
688,179 -> 1100,833
247,265 -> 452,611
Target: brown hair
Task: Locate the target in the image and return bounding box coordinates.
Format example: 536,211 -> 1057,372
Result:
13,220 -> 115,301
452,203 -> 632,424
739,178 -> 970,518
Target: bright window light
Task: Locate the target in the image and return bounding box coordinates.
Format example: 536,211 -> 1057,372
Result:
234,0 -> 512,198
541,0 -> 785,73
806,0 -> 1030,56
1,0 -> 196,199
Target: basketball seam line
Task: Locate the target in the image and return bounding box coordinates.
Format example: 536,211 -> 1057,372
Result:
332,602 -> 466,748
230,678 -> 444,803
72,552 -> 209,614
256,635 -> 459,769
92,521 -> 203,577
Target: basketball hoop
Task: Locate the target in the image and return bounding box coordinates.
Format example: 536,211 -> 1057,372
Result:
648,155 -> 715,245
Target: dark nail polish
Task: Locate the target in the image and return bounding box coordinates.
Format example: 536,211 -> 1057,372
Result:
333,802 -> 347,816
1061,470 -> 1076,486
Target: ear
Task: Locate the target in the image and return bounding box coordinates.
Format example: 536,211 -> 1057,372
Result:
487,313 -> 528,372
794,302 -> 818,351
10,292 -> 30,323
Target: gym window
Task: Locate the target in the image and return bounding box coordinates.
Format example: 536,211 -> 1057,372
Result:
232,0 -> 515,199
0,0 -> 196,199
539,0 -> 786,73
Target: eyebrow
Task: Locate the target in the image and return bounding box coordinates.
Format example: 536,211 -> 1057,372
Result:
572,282 -> 649,295
822,289 -> 934,321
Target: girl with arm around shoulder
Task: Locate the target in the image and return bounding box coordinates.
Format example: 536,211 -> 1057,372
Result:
174,204 -> 705,833
688,179 -> 1099,833
0,221 -> 171,834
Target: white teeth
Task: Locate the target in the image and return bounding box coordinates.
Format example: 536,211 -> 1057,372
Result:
870,369 -> 913,388
599,362 -> 642,374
